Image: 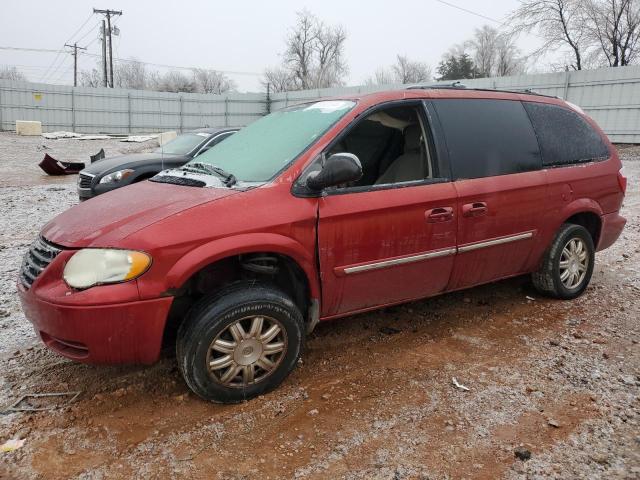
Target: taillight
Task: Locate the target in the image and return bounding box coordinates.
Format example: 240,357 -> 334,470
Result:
617,168 -> 627,194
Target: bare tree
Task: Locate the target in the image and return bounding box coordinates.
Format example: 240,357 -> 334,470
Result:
114,60 -> 147,90
79,67 -> 102,87
495,34 -> 526,75
0,66 -> 26,81
365,55 -> 432,85
585,0 -> 640,66
363,67 -> 396,86
262,67 -> 298,93
192,68 -> 236,94
392,55 -> 432,83
508,0 -> 590,70
149,70 -> 196,93
469,26 -> 499,77
466,27 -> 525,76
262,10 -> 348,91
284,10 -> 316,89
312,20 -> 348,88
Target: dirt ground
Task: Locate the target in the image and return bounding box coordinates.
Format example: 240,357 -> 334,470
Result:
0,132 -> 638,480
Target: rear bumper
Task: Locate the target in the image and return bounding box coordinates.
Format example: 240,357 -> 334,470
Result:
18,286 -> 173,364
598,211 -> 626,251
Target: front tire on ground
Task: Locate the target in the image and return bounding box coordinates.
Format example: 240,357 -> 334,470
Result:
532,223 -> 595,299
176,283 -> 305,403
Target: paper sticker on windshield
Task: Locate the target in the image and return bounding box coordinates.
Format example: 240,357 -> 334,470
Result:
304,101 -> 354,113
196,132 -> 210,137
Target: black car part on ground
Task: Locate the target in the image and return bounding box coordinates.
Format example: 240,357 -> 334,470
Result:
90,148 -> 105,163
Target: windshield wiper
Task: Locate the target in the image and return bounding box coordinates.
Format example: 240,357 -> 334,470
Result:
181,162 -> 237,187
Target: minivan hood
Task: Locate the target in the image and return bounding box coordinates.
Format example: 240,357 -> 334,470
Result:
42,181 -> 238,247
82,152 -> 186,175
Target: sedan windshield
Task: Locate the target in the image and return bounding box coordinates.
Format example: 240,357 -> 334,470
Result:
189,100 -> 356,182
155,133 -> 210,155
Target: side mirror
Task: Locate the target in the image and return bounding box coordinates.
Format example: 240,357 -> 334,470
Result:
306,153 -> 362,191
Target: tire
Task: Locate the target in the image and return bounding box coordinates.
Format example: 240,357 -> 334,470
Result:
532,223 -> 595,299
176,282 -> 304,403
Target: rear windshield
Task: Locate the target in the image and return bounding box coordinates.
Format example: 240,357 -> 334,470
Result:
523,102 -> 610,166
155,133 -> 210,155
191,100 -> 356,182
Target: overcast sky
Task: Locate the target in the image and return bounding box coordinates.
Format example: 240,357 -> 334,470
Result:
0,0 -> 552,92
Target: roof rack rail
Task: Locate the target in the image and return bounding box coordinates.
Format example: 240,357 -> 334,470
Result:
405,83 -> 557,99
407,81 -> 466,90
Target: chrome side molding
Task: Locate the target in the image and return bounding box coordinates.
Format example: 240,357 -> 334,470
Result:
341,231 -> 534,275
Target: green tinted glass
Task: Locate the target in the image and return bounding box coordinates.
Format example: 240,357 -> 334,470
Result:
191,100 -> 356,182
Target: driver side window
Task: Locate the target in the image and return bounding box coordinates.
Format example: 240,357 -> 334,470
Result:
327,104 -> 434,188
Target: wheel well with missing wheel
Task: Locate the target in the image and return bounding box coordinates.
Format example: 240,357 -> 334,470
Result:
162,253 -> 312,348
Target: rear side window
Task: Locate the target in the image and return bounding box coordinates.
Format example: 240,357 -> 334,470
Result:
433,99 -> 541,180
523,102 -> 609,167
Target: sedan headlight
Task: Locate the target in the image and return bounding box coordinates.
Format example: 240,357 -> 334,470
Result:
63,249 -> 151,289
99,169 -> 134,184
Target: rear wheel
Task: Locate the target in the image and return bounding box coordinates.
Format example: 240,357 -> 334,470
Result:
176,283 -> 304,403
532,224 -> 595,299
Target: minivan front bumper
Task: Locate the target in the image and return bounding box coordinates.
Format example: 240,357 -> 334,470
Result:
18,285 -> 173,364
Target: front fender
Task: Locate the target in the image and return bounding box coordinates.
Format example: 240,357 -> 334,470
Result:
164,233 -> 320,298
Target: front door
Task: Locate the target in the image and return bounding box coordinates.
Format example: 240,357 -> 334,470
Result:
314,102 -> 457,317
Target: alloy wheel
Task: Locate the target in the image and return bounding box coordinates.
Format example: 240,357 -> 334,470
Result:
559,237 -> 589,289
206,315 -> 287,388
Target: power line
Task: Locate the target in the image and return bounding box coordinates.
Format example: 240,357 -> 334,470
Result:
434,0 -> 505,25
0,46 -> 61,53
39,12 -> 95,82
1,45 -> 262,78
44,15 -> 98,83
75,20 -> 102,44
86,52 -> 261,76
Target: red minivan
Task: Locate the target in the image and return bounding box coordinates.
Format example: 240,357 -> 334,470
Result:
18,87 -> 626,403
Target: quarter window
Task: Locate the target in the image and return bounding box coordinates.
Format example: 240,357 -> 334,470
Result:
523,102 -> 609,167
433,99 -> 542,180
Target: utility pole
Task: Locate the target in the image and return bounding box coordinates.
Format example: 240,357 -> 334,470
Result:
93,8 -> 122,88
101,20 -> 107,87
65,42 -> 87,87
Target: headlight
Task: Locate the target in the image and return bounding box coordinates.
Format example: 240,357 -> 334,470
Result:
63,249 -> 151,289
99,169 -> 134,184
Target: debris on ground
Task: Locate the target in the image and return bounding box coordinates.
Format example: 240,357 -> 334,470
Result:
8,392 -> 82,412
90,148 -> 105,163
547,418 -> 561,428
1,439 -> 25,452
121,135 -> 158,142
41,131 -> 82,139
379,326 -> 401,335
38,154 -> 84,175
514,446 -> 532,461
452,377 -> 470,391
